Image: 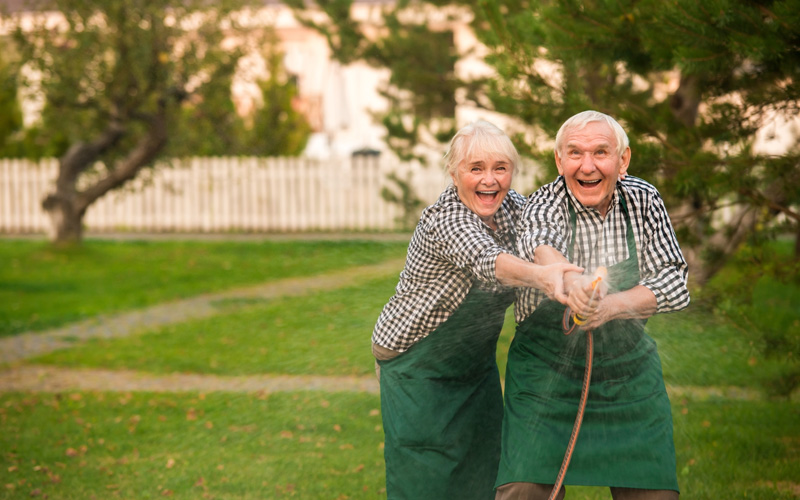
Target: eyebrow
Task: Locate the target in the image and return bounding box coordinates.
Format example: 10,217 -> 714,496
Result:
566,141 -> 612,150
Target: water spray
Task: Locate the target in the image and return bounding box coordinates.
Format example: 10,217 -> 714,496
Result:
550,266 -> 607,500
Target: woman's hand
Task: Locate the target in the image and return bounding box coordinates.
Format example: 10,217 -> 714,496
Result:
539,262 -> 585,304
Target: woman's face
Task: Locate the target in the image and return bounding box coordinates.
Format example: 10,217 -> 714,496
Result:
451,152 -> 513,229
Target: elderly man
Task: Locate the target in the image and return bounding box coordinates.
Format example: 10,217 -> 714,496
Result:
495,111 -> 690,500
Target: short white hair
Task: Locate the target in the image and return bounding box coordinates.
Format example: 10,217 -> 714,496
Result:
554,110 -> 629,157
444,120 -> 520,177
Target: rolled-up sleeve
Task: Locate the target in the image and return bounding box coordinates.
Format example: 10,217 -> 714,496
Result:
516,183 -> 570,263
638,192 -> 690,313
432,210 -> 507,284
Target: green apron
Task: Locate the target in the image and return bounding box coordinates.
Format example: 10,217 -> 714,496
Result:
379,284 -> 514,499
496,197 -> 679,491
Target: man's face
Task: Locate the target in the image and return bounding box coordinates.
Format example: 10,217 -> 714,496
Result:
451,152 -> 513,229
555,121 -> 630,217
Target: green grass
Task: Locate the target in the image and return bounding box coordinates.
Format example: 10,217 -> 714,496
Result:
1,392 -> 796,500
31,276 -> 399,377
0,391 -> 386,499
1,237 -> 799,499
29,278 -> 777,393
0,238 -> 407,337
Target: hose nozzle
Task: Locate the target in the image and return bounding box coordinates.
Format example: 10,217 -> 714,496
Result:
573,266 -> 607,325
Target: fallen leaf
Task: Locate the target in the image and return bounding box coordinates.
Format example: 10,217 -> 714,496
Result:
166,458 -> 175,469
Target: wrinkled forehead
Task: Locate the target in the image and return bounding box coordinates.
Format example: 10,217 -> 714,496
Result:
562,121 -> 618,151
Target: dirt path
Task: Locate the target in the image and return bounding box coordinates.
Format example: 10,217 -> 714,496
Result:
0,364 -> 379,393
0,258 -> 401,393
0,258 -> 405,364
0,255 -> 768,400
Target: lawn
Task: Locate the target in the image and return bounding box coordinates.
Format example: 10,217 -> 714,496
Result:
1,236 -> 798,499
0,238 -> 408,337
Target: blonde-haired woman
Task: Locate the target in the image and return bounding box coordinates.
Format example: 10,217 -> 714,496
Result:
372,120 -> 581,499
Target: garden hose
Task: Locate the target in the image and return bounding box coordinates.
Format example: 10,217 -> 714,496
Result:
549,267 -> 606,500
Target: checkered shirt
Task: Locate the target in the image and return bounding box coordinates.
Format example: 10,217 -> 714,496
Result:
372,185 -> 525,352
515,175 -> 690,323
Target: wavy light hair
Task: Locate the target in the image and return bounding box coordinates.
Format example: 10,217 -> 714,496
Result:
444,120 -> 520,177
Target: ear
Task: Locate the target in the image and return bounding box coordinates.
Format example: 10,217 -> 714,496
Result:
619,147 -> 631,178
554,150 -> 565,175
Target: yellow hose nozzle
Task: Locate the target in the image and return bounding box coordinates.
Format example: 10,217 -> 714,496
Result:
573,267 -> 607,325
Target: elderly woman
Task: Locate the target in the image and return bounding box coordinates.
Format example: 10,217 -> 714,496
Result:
372,120 -> 581,500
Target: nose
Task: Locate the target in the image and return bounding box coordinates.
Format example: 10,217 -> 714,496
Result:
480,170 -> 497,186
580,152 -> 596,172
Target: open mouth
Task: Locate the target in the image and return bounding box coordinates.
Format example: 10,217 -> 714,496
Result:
577,179 -> 601,188
476,190 -> 499,202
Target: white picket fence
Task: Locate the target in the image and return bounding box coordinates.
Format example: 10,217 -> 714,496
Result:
0,156 -> 542,234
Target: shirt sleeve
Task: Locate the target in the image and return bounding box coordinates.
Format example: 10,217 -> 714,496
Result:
516,181 -> 570,263
427,205 -> 508,284
637,189 -> 691,313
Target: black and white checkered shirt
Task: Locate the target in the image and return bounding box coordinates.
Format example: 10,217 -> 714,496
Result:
372,185 -> 525,352
515,175 -> 690,323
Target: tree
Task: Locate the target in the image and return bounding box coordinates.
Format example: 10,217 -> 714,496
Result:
284,0 -> 461,162
242,43 -> 311,157
293,0 -> 799,285
0,51 -> 23,156
474,0 -> 800,286
6,0 -> 307,243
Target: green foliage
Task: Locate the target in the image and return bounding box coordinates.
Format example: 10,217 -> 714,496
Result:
380,172 -> 424,230
242,46 -> 311,157
7,0 -> 311,160
3,0 -> 312,242
480,0 -> 800,283
296,0 -> 800,282
0,49 -> 23,157
286,1 -> 459,162
701,238 -> 800,397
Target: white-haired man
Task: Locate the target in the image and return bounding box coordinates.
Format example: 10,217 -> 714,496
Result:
495,110 -> 690,500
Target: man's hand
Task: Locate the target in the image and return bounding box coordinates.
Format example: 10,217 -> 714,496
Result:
567,274 -> 608,321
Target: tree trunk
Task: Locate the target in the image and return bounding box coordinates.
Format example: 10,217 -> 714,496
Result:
42,192 -> 85,245
40,107 -> 167,245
